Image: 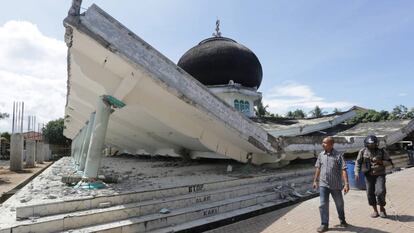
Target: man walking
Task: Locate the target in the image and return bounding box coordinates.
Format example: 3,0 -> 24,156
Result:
355,135 -> 392,218
313,136 -> 349,232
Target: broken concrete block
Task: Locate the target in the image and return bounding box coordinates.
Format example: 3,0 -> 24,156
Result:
159,208 -> 170,214
227,165 -> 233,172
98,202 -> 111,208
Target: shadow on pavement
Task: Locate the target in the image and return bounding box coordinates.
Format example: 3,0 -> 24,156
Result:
387,214 -> 414,222
330,223 -> 390,233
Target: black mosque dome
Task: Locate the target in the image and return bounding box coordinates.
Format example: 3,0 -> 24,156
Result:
177,36 -> 263,88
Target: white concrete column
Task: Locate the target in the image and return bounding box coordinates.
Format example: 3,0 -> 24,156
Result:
73,130 -> 81,166
42,144 -> 50,161
71,136 -> 76,158
36,141 -> 44,164
83,98 -> 111,179
80,112 -> 96,171
75,127 -> 86,168
71,135 -> 79,164
10,133 -> 24,171
48,147 -> 52,161
25,140 -> 36,168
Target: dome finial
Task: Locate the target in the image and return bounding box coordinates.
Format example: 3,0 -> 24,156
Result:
212,19 -> 222,37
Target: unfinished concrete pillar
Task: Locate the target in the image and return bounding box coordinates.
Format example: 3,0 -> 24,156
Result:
25,140 -> 36,168
36,141 -> 44,164
43,144 -> 50,161
48,147 -> 52,161
10,133 -> 24,171
83,98 -> 111,179
80,112 -> 96,171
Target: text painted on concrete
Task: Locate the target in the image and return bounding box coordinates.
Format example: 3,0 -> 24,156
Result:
188,184 -> 204,193
203,207 -> 219,216
196,195 -> 211,203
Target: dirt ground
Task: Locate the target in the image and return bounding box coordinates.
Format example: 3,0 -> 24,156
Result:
0,160 -> 51,202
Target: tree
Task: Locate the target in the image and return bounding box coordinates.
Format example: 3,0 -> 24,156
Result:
333,108 -> 341,114
1,132 -> 10,141
255,99 -> 270,117
286,109 -> 306,119
309,106 -> 324,118
389,105 -> 413,120
0,112 -> 9,119
43,118 -> 69,145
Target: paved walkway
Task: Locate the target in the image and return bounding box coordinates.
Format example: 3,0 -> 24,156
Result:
207,167 -> 414,233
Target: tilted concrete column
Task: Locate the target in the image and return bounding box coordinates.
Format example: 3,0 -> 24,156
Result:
71,136 -> 76,158
75,127 -> 86,168
80,112 -> 96,171
10,133 -> 24,171
83,98 -> 111,179
25,140 -> 36,168
71,135 -> 79,164
36,141 -> 44,164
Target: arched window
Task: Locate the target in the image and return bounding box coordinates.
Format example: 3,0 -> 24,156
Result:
234,100 -> 240,110
240,101 -> 245,112
244,101 -> 250,113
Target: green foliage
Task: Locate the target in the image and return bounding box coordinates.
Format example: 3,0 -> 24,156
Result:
347,105 -> 414,124
309,106 -> 325,118
255,99 -> 270,117
0,112 -> 9,119
1,132 -> 10,141
333,108 -> 341,114
389,105 -> 414,120
286,109 -> 306,119
43,118 -> 69,145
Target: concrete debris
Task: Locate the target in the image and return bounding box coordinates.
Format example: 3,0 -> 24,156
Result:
227,165 -> 233,172
160,208 -> 171,214
98,202 -> 112,208
291,190 -> 304,197
62,175 -> 82,185
306,190 -> 316,194
48,194 -> 58,199
20,196 -> 32,203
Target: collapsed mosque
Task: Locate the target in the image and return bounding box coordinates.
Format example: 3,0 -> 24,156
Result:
63,2 -> 414,179
1,2 -> 414,232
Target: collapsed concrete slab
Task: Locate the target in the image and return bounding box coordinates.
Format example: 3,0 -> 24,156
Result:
254,106 -> 364,137
63,4 -> 286,165
282,119 -> 414,161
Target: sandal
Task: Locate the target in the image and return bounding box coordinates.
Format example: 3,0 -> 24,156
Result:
379,210 -> 387,218
370,212 -> 379,218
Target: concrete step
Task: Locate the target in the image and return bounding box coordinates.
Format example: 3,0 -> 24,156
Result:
16,168 -> 315,219
147,202 -> 277,233
7,176 -> 314,233
69,185 -> 314,233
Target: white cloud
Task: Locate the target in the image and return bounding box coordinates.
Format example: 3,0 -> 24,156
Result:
398,93 -> 407,97
0,21 -> 67,133
263,82 -> 355,116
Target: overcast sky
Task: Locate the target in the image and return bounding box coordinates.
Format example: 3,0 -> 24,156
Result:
0,0 -> 413,132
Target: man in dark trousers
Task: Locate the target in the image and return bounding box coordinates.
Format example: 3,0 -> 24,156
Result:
355,135 -> 392,218
313,136 -> 350,232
